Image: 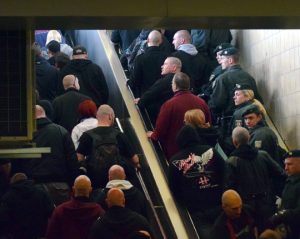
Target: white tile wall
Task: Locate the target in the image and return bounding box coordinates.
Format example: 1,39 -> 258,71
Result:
233,30 -> 300,149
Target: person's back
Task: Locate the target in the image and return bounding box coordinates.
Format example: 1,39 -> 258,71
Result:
0,173 -> 54,239
59,45 -> 109,106
89,188 -> 152,239
46,175 -> 104,239
52,74 -> 91,132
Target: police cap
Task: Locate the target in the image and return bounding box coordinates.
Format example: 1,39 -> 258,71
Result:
214,43 -> 233,54
284,150 -> 300,158
234,83 -> 252,91
242,105 -> 261,117
220,47 -> 239,56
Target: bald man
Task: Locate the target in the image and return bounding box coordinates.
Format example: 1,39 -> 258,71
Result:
91,165 -> 148,217
26,105 -> 79,205
77,104 -> 139,188
228,127 -> 285,232
52,74 -> 91,132
90,188 -> 152,239
172,30 -> 211,94
46,175 -> 104,239
128,30 -> 168,97
211,189 -> 257,239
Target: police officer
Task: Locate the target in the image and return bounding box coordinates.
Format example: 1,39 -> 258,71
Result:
270,150 -> 300,239
208,47 -> 262,122
242,105 -> 281,166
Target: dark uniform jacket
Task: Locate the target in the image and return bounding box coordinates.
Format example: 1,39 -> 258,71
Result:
209,64 -> 262,116
25,118 -> 80,184
248,120 -> 280,165
0,179 -> 54,239
138,73 -> 175,124
229,100 -> 253,134
89,206 -> 152,239
59,59 -> 109,106
211,205 -> 256,239
52,88 -> 91,132
280,174 -> 300,239
36,55 -> 59,102
129,46 -> 168,96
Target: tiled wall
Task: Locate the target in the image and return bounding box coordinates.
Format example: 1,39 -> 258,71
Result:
232,30 -> 300,149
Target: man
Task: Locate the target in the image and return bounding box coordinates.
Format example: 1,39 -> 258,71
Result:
89,188 -> 152,239
208,47 -> 262,119
134,56 -> 182,124
52,74 -> 91,132
147,72 -> 211,159
242,105 -> 281,166
59,45 -> 109,106
211,189 -> 257,239
128,30 -> 168,96
32,42 -> 59,102
0,173 -> 54,239
25,105 -> 80,205
199,42 -> 232,102
227,127 -> 285,231
269,150 -> 300,239
77,104 -> 139,187
172,30 -> 211,94
46,175 -> 105,239
47,39 -> 60,66
92,165 -> 148,218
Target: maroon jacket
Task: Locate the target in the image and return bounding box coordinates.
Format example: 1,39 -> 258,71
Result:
151,90 -> 211,159
46,197 -> 105,239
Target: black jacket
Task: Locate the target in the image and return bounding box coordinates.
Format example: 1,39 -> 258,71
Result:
129,46 -> 168,96
209,64 -> 262,116
52,88 -> 91,132
89,206 -> 152,239
25,118 -> 80,184
0,179 -> 54,239
35,55 -> 59,101
59,59 -> 109,106
169,125 -> 226,212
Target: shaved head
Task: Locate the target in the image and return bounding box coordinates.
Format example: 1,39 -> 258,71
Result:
63,74 -> 79,90
73,175 -> 92,197
148,30 -> 162,46
108,165 -> 126,181
232,126 -> 250,147
222,190 -> 242,219
96,104 -> 115,126
106,188 -> 125,208
35,105 -> 46,119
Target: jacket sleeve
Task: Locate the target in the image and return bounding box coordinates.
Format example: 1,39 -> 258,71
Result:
46,209 -> 62,239
151,102 -> 171,141
209,75 -> 228,114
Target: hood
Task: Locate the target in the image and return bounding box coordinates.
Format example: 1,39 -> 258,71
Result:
69,59 -> 92,71
196,127 -> 220,146
106,180 -> 133,190
177,44 -> 198,55
36,117 -> 53,130
176,125 -> 200,149
10,180 -> 36,197
230,144 -> 258,160
61,197 -> 101,221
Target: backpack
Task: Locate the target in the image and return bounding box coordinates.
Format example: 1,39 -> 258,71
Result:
86,130 -> 122,188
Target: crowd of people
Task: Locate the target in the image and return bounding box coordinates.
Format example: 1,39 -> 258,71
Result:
0,29 -> 299,239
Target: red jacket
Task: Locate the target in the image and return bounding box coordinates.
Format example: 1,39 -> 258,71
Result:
151,90 -> 211,159
46,197 -> 105,239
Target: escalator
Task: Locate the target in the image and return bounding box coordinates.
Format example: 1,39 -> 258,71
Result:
73,30 -> 200,239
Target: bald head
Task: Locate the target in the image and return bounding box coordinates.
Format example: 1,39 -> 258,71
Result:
173,30 -> 191,49
97,104 -> 115,126
73,175 -> 92,197
148,30 -> 162,47
63,74 -> 79,90
35,105 -> 46,119
109,165 -> 126,181
232,126 -> 250,148
222,190 -> 242,219
106,188 -> 125,208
